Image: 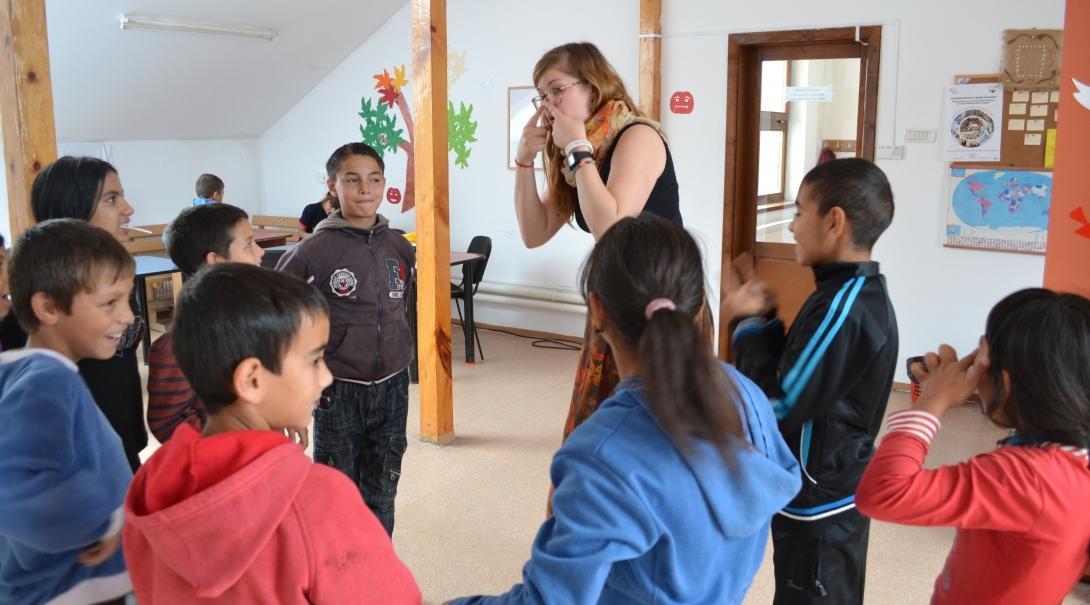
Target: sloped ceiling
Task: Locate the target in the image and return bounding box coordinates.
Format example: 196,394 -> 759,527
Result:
47,0 -> 407,142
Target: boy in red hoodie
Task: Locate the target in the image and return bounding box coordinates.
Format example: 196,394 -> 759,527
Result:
123,264 -> 420,604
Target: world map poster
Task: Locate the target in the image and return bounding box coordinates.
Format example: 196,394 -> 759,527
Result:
945,168 -> 1052,254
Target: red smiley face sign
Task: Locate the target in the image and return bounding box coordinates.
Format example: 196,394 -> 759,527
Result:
669,91 -> 694,114
386,187 -> 402,204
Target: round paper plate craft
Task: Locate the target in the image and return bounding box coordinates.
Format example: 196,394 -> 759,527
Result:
950,109 -> 996,148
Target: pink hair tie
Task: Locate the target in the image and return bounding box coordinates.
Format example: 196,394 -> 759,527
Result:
644,298 -> 676,320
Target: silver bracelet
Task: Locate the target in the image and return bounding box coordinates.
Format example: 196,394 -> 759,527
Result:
563,139 -> 593,156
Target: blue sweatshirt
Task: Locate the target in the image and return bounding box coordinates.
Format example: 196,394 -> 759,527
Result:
452,363 -> 801,604
0,349 -> 132,605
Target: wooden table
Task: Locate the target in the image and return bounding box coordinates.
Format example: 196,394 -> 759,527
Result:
253,229 -> 291,248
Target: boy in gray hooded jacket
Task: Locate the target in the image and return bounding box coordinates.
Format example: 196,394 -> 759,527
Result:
276,143 -> 414,536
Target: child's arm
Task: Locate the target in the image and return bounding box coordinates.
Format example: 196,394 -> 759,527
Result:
0,369 -> 129,553
724,255 -> 785,393
730,312 -> 787,397
449,452 -> 660,604
275,245 -> 312,282
146,335 -> 205,442
735,300 -> 881,436
855,346 -> 1039,531
856,410 -> 1041,531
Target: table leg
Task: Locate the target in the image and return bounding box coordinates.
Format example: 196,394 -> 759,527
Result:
135,277 -> 152,365
463,261 -> 476,364
408,271 -> 419,383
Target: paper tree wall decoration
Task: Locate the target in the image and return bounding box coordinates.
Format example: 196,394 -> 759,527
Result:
449,51 -> 467,86
358,63 -> 478,213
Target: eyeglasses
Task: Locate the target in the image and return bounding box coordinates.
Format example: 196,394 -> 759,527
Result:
532,81 -> 585,110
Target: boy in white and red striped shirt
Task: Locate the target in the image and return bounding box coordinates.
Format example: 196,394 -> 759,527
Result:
857,288 -> 1090,605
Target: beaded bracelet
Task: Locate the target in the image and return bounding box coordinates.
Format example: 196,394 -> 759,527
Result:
563,139 -> 593,156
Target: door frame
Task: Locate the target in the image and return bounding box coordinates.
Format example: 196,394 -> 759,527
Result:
718,26 -> 881,357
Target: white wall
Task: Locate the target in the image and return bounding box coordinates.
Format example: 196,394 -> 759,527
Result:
1,138 -> 259,243
259,0 -> 1064,376
80,138 -> 263,226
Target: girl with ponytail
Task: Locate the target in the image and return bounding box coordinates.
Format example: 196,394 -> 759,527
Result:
450,215 -> 801,604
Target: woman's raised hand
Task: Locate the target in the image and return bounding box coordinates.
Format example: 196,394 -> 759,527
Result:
516,105 -> 548,165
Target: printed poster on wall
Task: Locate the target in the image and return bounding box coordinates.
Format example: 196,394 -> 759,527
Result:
943,83 -> 1004,161
945,167 -> 1051,254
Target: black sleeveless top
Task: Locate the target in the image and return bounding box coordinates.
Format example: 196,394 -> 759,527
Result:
574,123 -> 682,233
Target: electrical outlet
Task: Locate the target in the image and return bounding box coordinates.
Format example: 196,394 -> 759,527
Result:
316,172 -> 327,184
876,145 -> 905,160
904,129 -> 937,143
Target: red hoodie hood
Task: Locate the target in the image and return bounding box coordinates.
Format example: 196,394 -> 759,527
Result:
125,424 -> 310,598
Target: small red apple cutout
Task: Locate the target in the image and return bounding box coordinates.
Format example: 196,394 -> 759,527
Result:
670,91 -> 694,114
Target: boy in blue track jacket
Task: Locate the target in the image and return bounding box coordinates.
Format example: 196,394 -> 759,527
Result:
727,159 -> 899,605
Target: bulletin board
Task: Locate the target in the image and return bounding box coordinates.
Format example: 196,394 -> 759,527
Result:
950,73 -> 1058,170
944,73 -> 1057,254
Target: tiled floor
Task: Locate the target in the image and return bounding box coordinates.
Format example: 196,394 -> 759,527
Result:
139,328 -> 1090,604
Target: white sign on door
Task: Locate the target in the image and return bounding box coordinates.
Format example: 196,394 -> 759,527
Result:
785,86 -> 833,102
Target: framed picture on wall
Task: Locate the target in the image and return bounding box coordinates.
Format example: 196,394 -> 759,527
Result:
508,86 -> 541,171
944,167 -> 1052,254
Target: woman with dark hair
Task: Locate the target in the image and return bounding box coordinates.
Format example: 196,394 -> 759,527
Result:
14,156 -> 146,470
31,156 -> 136,240
858,288 -> 1090,604
298,192 -> 339,233
513,42 -> 690,455
450,215 -> 799,604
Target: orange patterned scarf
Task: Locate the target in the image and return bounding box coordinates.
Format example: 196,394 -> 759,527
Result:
562,100 -> 660,186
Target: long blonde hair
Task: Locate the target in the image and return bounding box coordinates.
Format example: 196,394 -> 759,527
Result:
533,42 -> 642,220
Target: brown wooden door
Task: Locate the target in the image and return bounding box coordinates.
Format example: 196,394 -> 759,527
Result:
719,27 -> 881,357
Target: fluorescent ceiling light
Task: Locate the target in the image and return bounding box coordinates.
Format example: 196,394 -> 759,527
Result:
119,14 -> 277,41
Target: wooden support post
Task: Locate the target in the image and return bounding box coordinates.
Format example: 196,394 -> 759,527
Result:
638,0 -> 662,120
0,0 -> 56,239
412,0 -> 455,445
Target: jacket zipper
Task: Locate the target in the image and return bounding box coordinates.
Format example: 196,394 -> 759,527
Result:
367,231 -> 384,377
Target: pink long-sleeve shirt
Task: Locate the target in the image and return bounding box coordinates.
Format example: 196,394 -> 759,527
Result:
857,410 -> 1090,604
